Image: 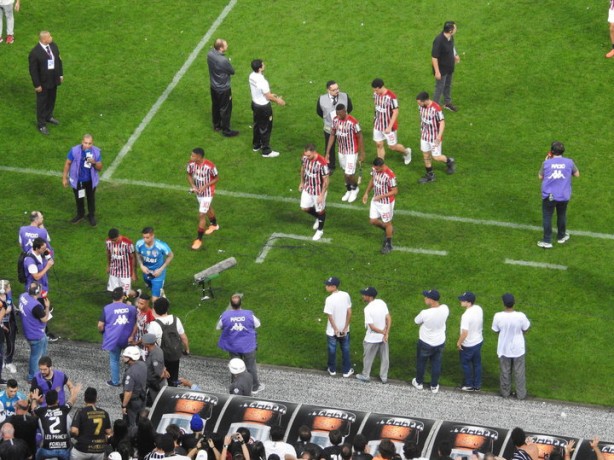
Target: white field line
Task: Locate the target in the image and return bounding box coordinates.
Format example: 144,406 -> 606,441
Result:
101,0 -> 238,180
2,165 -> 614,241
255,232 -> 332,264
395,247 -> 448,256
504,259 -> 568,271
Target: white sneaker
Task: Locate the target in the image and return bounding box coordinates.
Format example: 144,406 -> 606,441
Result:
313,230 -> 324,241
262,151 -> 280,158
557,233 -> 570,244
341,191 -> 351,202
403,147 -> 412,165
348,188 -> 360,203
411,378 -> 423,390
252,384 -> 265,394
313,219 -> 319,230
537,241 -> 553,248
343,368 -> 354,378
431,385 -> 439,394
5,363 -> 16,374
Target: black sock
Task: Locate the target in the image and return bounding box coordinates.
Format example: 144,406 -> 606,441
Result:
307,208 -> 319,219
318,213 -> 326,230
210,217 -> 217,226
385,237 -> 392,245
197,230 -> 204,239
426,166 -> 433,174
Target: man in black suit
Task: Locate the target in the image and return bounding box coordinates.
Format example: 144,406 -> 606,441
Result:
28,30 -> 63,135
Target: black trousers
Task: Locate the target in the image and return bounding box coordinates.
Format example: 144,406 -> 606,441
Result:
211,87 -> 233,132
72,181 -> 96,218
323,131 -> 337,170
36,86 -> 58,128
165,359 -> 180,386
251,102 -> 273,154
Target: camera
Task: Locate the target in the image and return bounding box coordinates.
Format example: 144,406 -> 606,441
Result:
43,249 -> 52,260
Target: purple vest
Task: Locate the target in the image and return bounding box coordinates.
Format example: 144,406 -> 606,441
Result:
19,226 -> 51,253
541,156 -> 576,201
218,309 -> 257,354
35,370 -> 67,406
68,144 -> 101,189
24,252 -> 49,292
101,301 -> 137,351
19,293 -> 46,341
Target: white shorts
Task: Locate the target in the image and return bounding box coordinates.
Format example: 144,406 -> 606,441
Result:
369,199 -> 395,223
197,196 -> 213,213
420,139 -> 443,156
373,129 -> 398,146
300,190 -> 327,212
609,8 -> 614,23
338,153 -> 358,175
107,275 -> 132,293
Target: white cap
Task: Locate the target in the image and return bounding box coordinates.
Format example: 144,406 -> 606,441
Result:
196,451 -> 209,460
228,358 -> 246,374
108,453 -> 122,460
122,346 -> 141,361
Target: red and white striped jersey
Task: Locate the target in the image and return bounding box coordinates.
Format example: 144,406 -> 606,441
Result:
106,236 -> 134,278
611,0 -> 614,10
302,154 -> 329,195
187,160 -> 218,197
373,90 -> 399,131
371,166 -> 397,204
419,102 -> 445,142
332,115 -> 362,154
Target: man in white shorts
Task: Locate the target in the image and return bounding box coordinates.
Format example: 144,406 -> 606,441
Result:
299,144 -> 329,241
326,104 -> 365,202
607,0 -> 614,58
362,157 -> 397,254
416,91 -> 455,184
106,228 -> 137,296
186,147 -> 219,250
371,78 -> 412,164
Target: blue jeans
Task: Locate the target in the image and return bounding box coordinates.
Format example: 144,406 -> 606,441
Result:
415,340 -> 444,387
327,333 -> 351,374
28,335 -> 49,380
36,447 -> 71,459
542,198 -> 568,243
460,341 -> 483,389
109,345 -> 122,385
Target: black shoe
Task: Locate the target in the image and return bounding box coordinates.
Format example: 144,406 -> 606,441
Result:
106,380 -> 121,387
222,130 -> 239,137
446,157 -> 456,175
252,146 -> 261,152
47,117 -> 60,125
39,126 -> 49,135
380,243 -> 393,254
418,173 -> 436,184
213,126 -> 221,132
88,215 -> 97,227
47,333 -> 60,342
444,103 -> 458,112
70,215 -> 84,224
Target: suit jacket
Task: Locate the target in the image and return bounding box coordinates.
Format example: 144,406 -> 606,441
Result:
28,42 -> 63,89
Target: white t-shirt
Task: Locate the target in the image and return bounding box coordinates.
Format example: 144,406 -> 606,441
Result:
27,253 -> 44,275
363,299 -> 389,343
492,310 -> 530,358
323,290 -> 352,336
147,314 -> 185,346
460,304 -> 483,347
249,71 -> 270,105
414,304 -> 449,346
263,440 -> 297,459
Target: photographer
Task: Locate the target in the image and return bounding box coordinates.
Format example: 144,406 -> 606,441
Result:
188,433 -> 222,460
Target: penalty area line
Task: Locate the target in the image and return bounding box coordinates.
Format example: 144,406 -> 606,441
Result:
504,259 -> 568,271
256,233 -> 332,264
101,0 -> 238,180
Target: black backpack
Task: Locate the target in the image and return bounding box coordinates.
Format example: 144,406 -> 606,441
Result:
17,252 -> 31,284
156,317 -> 183,361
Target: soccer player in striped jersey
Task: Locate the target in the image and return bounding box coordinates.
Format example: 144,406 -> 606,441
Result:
299,143 -> 329,241
362,157 -> 398,254
106,228 -> 137,297
326,104 -> 365,203
371,78 -> 412,165
135,227 -> 173,302
416,91 -> 455,184
186,147 -> 219,250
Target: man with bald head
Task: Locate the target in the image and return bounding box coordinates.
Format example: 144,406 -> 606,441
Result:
28,30 -> 63,135
0,422 -> 30,459
207,38 -> 238,137
62,134 -> 103,226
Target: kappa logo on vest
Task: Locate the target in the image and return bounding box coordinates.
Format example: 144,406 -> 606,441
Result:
113,315 -> 131,326
547,170 -> 566,180
230,323 -> 247,332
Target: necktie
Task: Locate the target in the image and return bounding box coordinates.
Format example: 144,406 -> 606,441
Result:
45,46 -> 53,58
333,96 -> 338,106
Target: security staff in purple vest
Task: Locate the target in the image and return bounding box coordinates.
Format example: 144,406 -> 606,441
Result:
216,294 -> 264,394
537,141 -> 580,249
19,282 -> 50,380
18,210 -> 53,254
23,237 -> 54,294
30,355 -> 76,407
61,134 -> 103,227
